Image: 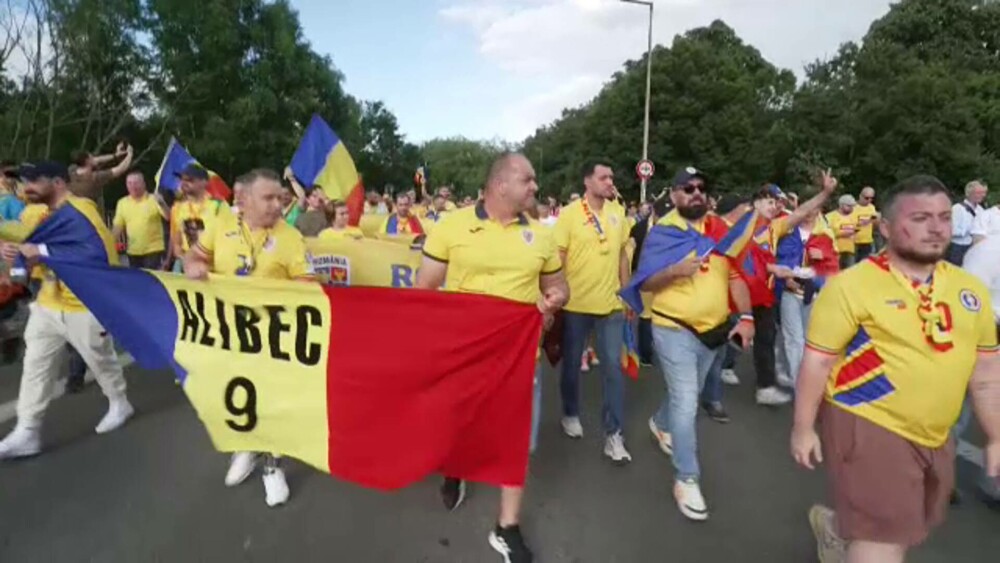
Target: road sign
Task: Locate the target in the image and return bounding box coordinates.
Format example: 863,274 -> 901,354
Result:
636,159 -> 655,180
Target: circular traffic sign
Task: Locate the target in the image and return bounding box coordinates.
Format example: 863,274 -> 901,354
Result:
636,159 -> 655,180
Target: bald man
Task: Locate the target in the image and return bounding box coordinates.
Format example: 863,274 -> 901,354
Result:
417,153 -> 568,563
854,186 -> 879,260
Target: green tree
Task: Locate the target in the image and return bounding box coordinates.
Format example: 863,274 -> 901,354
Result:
419,137 -> 504,197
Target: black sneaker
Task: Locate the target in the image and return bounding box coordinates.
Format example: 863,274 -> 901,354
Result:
440,477 -> 466,511
488,524 -> 533,563
700,402 -> 730,424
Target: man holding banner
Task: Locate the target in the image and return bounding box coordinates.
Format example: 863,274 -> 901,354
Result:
417,152 -> 567,563
169,164 -> 231,272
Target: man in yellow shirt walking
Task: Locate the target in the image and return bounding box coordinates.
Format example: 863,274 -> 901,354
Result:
853,186 -> 879,260
184,168 -> 314,507
417,153 -> 568,563
0,161 -> 133,459
792,175 -> 1000,563
554,159 -> 631,463
112,171 -> 169,269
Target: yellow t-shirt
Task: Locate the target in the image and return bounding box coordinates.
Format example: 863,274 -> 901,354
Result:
197,214 -> 313,280
422,203 -> 561,305
852,204 -> 879,244
807,259 -> 999,447
316,227 -> 364,242
825,211 -> 857,254
554,199 -> 628,315
36,197 -> 119,313
113,194 -> 165,255
171,198 -> 231,254
18,204 -> 50,280
649,210 -> 738,332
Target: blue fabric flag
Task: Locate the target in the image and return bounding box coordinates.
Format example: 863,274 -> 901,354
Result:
620,224 -> 714,313
12,199 -> 111,276
154,137 -> 198,193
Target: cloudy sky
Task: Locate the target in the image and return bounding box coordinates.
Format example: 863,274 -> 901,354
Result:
297,0 -> 895,143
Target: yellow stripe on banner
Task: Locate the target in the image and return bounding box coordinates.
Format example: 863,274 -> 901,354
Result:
306,237 -> 423,289
157,273 -> 332,471
315,143 -> 361,202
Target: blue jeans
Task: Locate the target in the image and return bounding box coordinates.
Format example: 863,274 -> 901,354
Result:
780,292 -> 812,386
652,326 -> 722,481
559,311 -> 626,435
530,362 -> 542,454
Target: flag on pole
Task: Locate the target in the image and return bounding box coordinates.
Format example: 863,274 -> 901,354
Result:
289,115 -> 365,226
621,321 -> 640,380
414,164 -> 429,192
154,137 -> 232,202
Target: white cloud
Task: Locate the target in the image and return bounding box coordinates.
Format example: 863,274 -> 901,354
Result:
440,0 -> 895,140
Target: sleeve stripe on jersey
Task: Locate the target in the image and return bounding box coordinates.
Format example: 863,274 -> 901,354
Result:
422,251 -> 448,264
541,266 -> 562,276
978,345 -> 1000,355
805,342 -> 841,356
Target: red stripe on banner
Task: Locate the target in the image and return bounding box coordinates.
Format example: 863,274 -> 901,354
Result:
834,347 -> 884,388
322,286 -> 540,490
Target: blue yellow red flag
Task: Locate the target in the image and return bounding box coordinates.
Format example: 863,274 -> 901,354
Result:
289,115 -> 365,226
154,137 -> 232,202
621,321 -> 640,380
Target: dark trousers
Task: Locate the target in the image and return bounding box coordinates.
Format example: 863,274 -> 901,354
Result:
638,318 -> 654,365
856,243 -> 873,261
128,252 -> 165,270
752,305 -> 777,389
838,252 -> 856,270
947,243 -> 970,267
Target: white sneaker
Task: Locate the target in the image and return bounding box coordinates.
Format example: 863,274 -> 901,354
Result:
648,417 -> 672,456
674,478 -> 709,521
776,371 -> 795,388
756,386 -> 792,406
603,432 -> 632,464
94,399 -> 135,434
0,427 -> 41,460
263,467 -> 290,507
589,354 -> 600,366
580,361 -> 590,373
561,416 -> 583,439
225,452 -> 260,487
720,369 -> 740,386
808,504 -> 846,563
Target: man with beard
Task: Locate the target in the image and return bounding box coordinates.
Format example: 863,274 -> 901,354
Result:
168,164 -> 231,272
628,167 -> 755,522
184,168 -> 314,507
0,161 -> 134,459
417,153 -> 568,563
792,175 -> 1000,563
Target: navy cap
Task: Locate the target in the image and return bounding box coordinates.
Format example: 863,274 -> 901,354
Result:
671,166 -> 707,187
765,183 -> 787,200
19,161 -> 69,182
715,194 -> 747,215
175,163 -> 209,181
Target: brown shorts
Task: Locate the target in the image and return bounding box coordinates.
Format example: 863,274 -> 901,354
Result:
821,403 -> 954,546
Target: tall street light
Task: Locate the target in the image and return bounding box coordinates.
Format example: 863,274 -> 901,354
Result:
620,0 -> 653,202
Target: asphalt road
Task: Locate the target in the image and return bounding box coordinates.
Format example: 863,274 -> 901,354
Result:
0,355 -> 997,563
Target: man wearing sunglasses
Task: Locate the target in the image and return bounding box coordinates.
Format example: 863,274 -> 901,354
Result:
854,186 -> 879,260
636,167 -> 755,522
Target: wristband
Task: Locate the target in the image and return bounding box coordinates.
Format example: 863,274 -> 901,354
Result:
738,313 -> 754,324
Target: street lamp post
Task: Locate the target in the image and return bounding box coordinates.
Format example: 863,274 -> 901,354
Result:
620,0 -> 653,202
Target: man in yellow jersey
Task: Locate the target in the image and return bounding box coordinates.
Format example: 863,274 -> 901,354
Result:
0,161 -> 133,459
636,167 -> 755,522
554,159 -> 631,462
184,168 -> 314,507
379,193 -> 424,236
112,171 -> 169,270
826,195 -> 858,269
417,153 -> 568,563
791,175 -> 1000,563
317,200 -> 364,241
169,164 -> 230,273
853,186 -> 879,260
437,185 -> 458,211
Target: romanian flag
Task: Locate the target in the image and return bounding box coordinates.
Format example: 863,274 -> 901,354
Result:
414,164 -> 429,192
621,322 -> 640,380
290,115 -> 365,226
154,137 -> 232,202
10,197 -> 117,278
829,328 -> 895,406
42,258 -> 542,490
621,210 -> 758,312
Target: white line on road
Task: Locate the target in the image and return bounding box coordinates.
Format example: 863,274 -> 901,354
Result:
0,352 -> 134,425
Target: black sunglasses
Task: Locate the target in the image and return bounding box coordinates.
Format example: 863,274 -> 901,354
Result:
675,183 -> 707,195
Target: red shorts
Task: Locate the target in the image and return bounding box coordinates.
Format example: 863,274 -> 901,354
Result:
821,404 -> 954,546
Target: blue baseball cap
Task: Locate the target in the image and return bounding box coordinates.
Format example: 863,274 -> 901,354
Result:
175,163 -> 209,181
765,183 -> 787,200
671,166 -> 707,187
19,160 -> 69,182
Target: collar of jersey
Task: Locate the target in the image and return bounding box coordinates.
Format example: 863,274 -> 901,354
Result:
475,201 -> 528,226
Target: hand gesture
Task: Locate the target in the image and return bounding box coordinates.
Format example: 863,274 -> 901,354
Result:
818,168 -> 838,194
116,141 -> 127,156
670,256 -> 702,278
0,242 -> 19,263
791,425 -> 824,470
